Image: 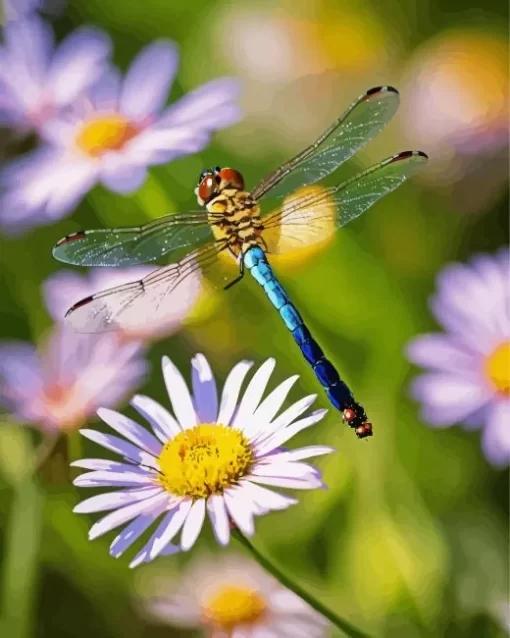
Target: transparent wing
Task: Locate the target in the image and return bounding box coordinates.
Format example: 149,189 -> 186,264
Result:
52,211 -> 215,267
261,151 -> 428,254
65,241 -> 239,333
251,86 -> 400,202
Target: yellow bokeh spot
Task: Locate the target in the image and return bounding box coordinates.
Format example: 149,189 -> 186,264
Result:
202,584 -> 266,628
485,342 -> 510,396
157,423 -> 253,499
76,115 -> 139,158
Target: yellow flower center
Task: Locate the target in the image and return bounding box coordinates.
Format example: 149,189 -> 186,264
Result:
485,342 -> 510,396
157,423 -> 254,499
202,585 -> 267,628
76,115 -> 139,157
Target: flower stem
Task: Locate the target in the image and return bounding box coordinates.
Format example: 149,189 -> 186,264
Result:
233,530 -> 372,638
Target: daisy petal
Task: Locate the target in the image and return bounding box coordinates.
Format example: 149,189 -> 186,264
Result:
100,157 -> 147,194
74,486 -> 162,513
88,66 -> 122,111
88,491 -> 169,540
224,487 -> 255,536
110,512 -> 160,558
249,475 -> 324,490
120,41 -> 179,120
252,394 -> 318,444
80,428 -> 158,467
149,499 -> 192,560
191,353 -> 218,422
482,400 -> 510,467
207,494 -> 230,546
73,470 -> 154,488
130,394 -> 181,442
239,480 -> 298,511
162,356 -> 197,429
97,407 -> 162,455
255,409 -> 328,457
180,499 -> 206,551
217,360 -> 254,425
233,358 -> 276,431
252,374 -> 300,424
251,461 -> 319,480
259,446 -> 335,464
70,459 -> 147,472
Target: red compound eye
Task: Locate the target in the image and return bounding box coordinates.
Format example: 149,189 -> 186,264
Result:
218,168 -> 244,190
198,175 -> 216,203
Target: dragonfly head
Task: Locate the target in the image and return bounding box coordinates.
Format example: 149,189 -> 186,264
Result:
195,166 -> 245,206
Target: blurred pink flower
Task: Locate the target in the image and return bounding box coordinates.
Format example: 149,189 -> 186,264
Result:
0,325 -> 147,432
43,267 -> 201,342
0,39 -> 241,234
407,248 -> 510,467
142,553 -> 329,637
400,30 -> 508,213
0,16 -> 111,133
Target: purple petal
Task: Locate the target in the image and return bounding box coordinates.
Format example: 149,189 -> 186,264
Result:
110,512 -> 161,558
217,360 -> 253,425
180,499 -> 205,551
120,41 -> 178,120
73,470 -> 154,488
406,334 -> 477,373
191,353 -> 218,423
47,27 -> 112,106
238,480 -> 298,512
148,499 -> 191,560
74,486 -> 162,513
71,459 -> 146,472
0,341 -> 42,398
130,394 -> 181,443
99,157 -> 147,194
207,494 -> 230,546
157,77 -> 241,131
80,428 -> 158,467
162,356 -> 197,429
88,67 -> 122,111
97,407 -> 162,456
88,491 -> 169,540
482,400 -> 510,467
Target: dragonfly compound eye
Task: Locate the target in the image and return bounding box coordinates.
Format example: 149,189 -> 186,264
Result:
197,175 -> 217,204
218,168 -> 245,191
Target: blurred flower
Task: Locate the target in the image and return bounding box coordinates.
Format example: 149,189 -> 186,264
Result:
400,29 -> 508,213
407,249 -> 510,467
0,325 -> 147,432
0,39 -> 241,234
2,0 -> 42,22
72,354 -> 332,567
0,16 -> 111,133
142,553 -> 328,637
43,267 -> 201,342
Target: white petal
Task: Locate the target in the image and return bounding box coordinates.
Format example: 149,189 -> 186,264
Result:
252,394 -> 318,445
255,409 -> 327,457
149,499 -> 192,559
251,461 -> 319,480
258,446 -> 335,464
238,479 -> 298,511
207,494 -> 230,546
406,334 -> 477,374
100,158 -> 147,195
233,358 -> 276,432
120,41 -> 179,120
130,394 -> 181,443
180,499 -> 206,551
162,356 -> 197,429
252,374 -> 300,425
97,407 -> 162,455
73,470 -> 154,488
79,428 -> 158,467
249,475 -> 324,490
191,353 -> 218,423
224,487 -> 255,535
217,360 -> 254,425
88,491 -> 169,540
74,486 -> 161,513
110,512 -> 160,558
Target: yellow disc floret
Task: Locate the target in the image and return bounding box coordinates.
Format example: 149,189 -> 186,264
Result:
202,584 -> 267,628
76,115 -> 139,158
485,342 -> 510,396
157,423 -> 254,499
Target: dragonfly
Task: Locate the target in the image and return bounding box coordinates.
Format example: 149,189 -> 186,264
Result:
53,85 -> 428,439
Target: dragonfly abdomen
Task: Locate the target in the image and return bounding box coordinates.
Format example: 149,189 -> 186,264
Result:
244,246 -> 373,438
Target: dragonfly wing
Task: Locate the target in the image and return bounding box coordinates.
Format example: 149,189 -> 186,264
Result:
65,241 -> 238,333
52,211 -> 213,267
251,86 -> 400,202
261,151 -> 428,253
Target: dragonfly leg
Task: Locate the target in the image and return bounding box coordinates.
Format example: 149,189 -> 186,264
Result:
224,254 -> 244,290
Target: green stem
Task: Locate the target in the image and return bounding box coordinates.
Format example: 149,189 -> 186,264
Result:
233,530 -> 372,638
1,476 -> 43,638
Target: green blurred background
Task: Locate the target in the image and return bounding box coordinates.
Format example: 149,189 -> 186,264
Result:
0,0 -> 508,636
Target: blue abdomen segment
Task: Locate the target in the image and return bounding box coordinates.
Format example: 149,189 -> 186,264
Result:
244,246 -> 372,438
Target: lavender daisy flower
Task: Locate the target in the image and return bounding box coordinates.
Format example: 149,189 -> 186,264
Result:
0,325 -> 147,432
43,267 -> 201,342
0,16 -> 111,133
407,248 -> 510,467
72,354 -> 333,567
0,39 -> 241,233
141,552 -> 328,637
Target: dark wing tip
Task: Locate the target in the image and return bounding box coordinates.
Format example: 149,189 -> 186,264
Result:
365,85 -> 399,98
389,150 -> 429,163
65,294 -> 94,317
55,231 -> 86,248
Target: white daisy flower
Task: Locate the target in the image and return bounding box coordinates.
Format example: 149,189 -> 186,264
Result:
142,553 -> 329,637
72,354 -> 333,567
0,37 -> 241,233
